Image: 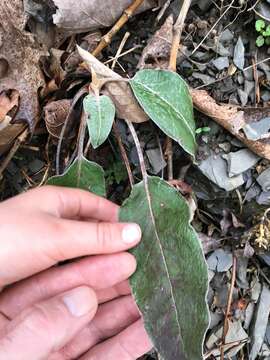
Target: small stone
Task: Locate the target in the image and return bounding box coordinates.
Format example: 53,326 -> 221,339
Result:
212,56 -> 229,70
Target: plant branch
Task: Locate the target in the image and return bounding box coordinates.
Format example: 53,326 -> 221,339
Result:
220,254 -> 237,360
169,0 -> 192,71
92,0 -> 145,57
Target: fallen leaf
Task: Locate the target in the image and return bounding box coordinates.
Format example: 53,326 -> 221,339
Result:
52,0 -> 164,33
138,15 -> 173,69
78,46 -> 148,123
191,89 -> 270,160
119,176 -> 209,360
0,0 -> 45,152
44,99 -> 73,139
47,156 -> 106,197
130,69 -> 197,158
83,94 -> 115,149
0,89 -> 20,125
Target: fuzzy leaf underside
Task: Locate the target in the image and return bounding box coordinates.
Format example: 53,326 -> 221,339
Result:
47,156 -> 106,197
130,69 -> 197,158
83,94 -> 115,149
119,176 -> 209,360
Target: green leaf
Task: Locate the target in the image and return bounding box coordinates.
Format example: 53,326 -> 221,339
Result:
47,156 -> 106,197
130,69 -> 197,158
119,176 -> 209,360
256,19 -> 265,32
263,25 -> 270,37
83,94 -> 115,149
256,35 -> 265,47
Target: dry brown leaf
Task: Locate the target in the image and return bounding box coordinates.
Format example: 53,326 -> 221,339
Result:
0,90 -> 19,125
0,0 -> 45,130
44,99 -> 73,139
138,15 -> 174,69
78,46 -> 148,123
191,89 -> 270,160
52,0 -> 164,33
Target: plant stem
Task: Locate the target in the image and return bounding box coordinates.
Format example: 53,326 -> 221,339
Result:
220,254 -> 237,360
113,122 -> 134,188
169,0 -> 192,71
92,0 -> 145,57
126,120 -> 148,183
167,0 -> 192,180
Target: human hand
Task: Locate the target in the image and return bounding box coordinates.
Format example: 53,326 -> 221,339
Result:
0,186 -> 152,359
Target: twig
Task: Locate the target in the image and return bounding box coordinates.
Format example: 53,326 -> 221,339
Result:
167,0 -> 192,180
169,0 -> 192,71
220,254 -> 237,360
113,122 -> 134,188
191,0 -> 234,56
112,32 -> 130,70
0,127 -> 29,179
92,0 -> 144,57
104,45 -> 141,65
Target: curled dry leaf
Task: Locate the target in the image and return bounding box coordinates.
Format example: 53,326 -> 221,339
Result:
44,99 -> 74,139
138,14 -> 186,70
191,89 -> 270,160
78,46 -> 148,123
0,0 -> 45,153
52,0 -> 164,33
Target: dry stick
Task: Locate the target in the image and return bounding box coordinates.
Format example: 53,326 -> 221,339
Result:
0,127 -> 29,179
92,0 -> 145,57
220,254 -> 237,360
191,0 -> 234,56
166,0 -> 192,180
112,32 -> 130,70
113,122 -> 134,187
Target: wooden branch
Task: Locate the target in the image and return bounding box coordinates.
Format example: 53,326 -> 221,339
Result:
169,0 -> 192,71
191,89 -> 270,160
92,0 -> 144,57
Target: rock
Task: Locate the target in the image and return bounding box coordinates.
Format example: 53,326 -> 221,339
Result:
257,167 -> 270,192
198,154 -> 245,191
223,149 -> 260,177
234,36 -> 245,70
212,56 -> 229,70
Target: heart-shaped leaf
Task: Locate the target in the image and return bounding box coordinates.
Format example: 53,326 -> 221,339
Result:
130,69 -> 197,157
47,156 -> 106,197
119,176 -> 209,360
83,94 -> 115,149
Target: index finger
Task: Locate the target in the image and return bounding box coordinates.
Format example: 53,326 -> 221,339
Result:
6,186 -> 119,222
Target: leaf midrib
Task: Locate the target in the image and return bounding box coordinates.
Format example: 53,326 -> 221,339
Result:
143,177 -> 184,352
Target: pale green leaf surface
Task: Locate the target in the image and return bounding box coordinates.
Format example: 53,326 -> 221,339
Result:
120,176 -> 209,360
130,70 -> 197,157
47,156 -> 106,197
83,94 -> 115,149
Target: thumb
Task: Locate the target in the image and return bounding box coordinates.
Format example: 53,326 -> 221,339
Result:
0,286 -> 97,360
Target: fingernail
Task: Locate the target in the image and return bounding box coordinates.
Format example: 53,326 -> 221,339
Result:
122,224 -> 141,244
62,287 -> 95,317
